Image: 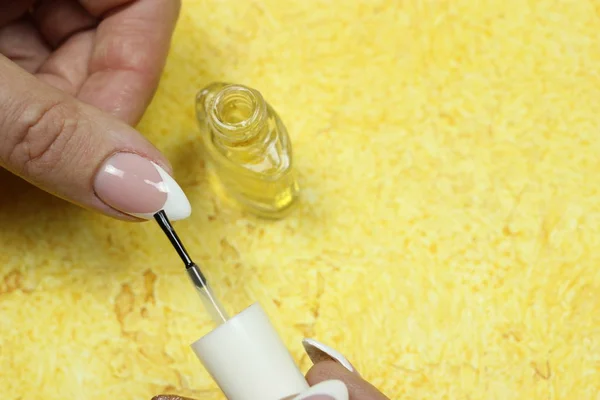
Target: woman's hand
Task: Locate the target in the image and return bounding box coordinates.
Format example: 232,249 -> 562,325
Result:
0,0 -> 192,221
152,340 -> 390,400
302,360 -> 390,400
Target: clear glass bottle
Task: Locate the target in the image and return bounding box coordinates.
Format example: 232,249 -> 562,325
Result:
195,82 -> 300,219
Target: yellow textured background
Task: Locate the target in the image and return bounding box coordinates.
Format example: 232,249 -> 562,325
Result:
2,0 -> 600,399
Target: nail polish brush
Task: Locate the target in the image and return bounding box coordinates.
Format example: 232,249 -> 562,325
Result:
153,210 -> 229,324
153,209 -> 310,400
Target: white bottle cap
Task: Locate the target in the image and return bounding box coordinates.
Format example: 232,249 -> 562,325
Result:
190,302 -> 310,400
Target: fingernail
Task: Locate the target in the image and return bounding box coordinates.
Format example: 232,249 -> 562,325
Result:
293,380 -> 348,400
302,339 -> 355,373
94,152 -> 191,221
152,396 -> 196,400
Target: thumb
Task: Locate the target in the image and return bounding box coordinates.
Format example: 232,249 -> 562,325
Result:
0,55 -> 191,221
307,361 -> 390,400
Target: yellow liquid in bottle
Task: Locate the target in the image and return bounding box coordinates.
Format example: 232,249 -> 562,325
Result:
196,83 -> 300,219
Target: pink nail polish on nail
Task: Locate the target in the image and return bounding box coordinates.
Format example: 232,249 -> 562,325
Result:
94,152 -> 191,221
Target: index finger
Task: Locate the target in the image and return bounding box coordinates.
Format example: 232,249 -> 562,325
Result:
77,0 -> 181,125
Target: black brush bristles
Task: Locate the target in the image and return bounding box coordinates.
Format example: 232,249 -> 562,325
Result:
153,210 -> 194,268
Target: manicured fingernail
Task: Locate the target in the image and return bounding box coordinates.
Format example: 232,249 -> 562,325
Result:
152,397 -> 193,400
94,152 -> 191,221
302,339 -> 355,373
293,380 -> 348,400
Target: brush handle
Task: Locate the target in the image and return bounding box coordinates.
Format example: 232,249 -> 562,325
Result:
187,264 -> 230,324
153,210 -> 228,324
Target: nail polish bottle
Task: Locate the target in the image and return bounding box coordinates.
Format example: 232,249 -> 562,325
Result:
190,303 -> 310,400
195,82 -> 300,219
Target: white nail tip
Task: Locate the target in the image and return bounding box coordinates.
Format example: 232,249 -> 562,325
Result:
131,163 -> 192,221
302,339 -> 354,373
292,380 -> 348,400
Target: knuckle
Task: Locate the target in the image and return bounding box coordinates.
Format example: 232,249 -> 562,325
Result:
4,100 -> 80,176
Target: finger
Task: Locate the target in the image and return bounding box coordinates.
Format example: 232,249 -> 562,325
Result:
152,397 -> 195,400
292,380 -> 349,400
36,30 -> 95,96
0,55 -> 191,222
152,381 -> 349,400
0,0 -> 33,26
0,18 -> 50,73
303,339 -> 358,375
31,0 -> 97,48
77,0 -> 181,125
307,362 -> 390,400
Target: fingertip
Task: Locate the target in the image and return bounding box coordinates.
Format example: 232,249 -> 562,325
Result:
306,361 -> 391,400
307,361 -> 351,386
302,338 -> 357,374
92,152 -> 190,222
292,379 -> 349,400
151,396 -> 196,400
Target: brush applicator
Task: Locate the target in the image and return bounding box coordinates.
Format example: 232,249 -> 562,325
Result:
154,210 -> 229,324
153,210 -> 310,400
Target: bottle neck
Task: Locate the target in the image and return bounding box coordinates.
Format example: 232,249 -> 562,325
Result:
208,85 -> 268,146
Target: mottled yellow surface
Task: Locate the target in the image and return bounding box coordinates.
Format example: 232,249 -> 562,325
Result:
2,0 -> 600,399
